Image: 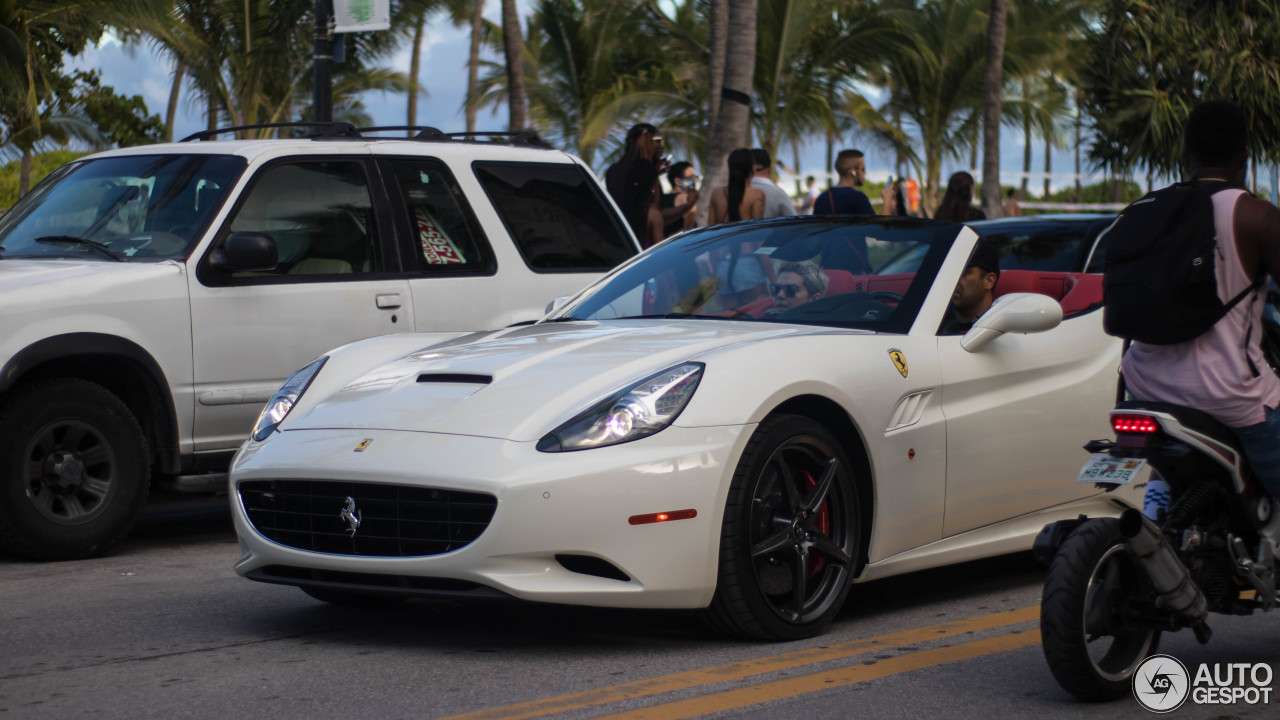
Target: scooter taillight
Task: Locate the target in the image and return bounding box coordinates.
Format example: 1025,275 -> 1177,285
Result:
1113,414 -> 1160,434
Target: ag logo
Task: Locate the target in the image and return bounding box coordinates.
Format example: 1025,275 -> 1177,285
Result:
888,349 -> 908,378
1134,654 -> 1190,713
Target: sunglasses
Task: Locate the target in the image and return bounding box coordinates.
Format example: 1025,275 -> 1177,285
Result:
769,283 -> 802,298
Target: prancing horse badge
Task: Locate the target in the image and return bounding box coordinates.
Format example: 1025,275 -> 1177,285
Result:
354,439 -> 373,452
888,349 -> 908,378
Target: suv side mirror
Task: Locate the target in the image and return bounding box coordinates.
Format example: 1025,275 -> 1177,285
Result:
961,292 -> 1063,352
210,232 -> 278,273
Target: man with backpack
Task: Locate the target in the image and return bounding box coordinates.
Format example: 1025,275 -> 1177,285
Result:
1109,100 -> 1280,499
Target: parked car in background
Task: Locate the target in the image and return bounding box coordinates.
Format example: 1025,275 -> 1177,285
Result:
228,215 -> 1142,640
0,123 -> 639,561
969,214 -> 1117,273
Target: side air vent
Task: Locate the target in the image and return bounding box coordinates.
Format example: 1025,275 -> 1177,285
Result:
555,554 -> 631,582
416,373 -> 492,384
886,390 -> 933,432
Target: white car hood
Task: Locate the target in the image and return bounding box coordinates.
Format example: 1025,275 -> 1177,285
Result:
0,258 -> 186,312
287,320 -> 843,441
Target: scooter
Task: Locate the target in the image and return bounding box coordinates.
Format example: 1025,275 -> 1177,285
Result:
1034,400 -> 1280,701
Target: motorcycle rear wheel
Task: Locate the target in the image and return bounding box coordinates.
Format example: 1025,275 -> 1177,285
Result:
1041,517 -> 1161,701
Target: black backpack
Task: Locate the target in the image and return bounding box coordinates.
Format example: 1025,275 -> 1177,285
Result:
1102,180 -> 1257,344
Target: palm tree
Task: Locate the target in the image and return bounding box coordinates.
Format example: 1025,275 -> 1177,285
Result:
146,1 -> 415,138
501,0 -> 528,130
749,0 -> 909,182
443,0 -> 489,132
701,0 -> 758,219
707,0 -> 728,143
0,0 -> 164,134
882,0 -> 988,215
474,1 -> 688,165
979,0 -> 1009,218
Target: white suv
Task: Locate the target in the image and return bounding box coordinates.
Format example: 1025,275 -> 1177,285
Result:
0,125 -> 639,560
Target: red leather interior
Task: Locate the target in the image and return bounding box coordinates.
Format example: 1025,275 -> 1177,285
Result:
994,269 -> 1102,317
737,268 -> 1103,320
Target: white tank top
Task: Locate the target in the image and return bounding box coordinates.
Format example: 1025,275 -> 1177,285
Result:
1121,188 -> 1280,427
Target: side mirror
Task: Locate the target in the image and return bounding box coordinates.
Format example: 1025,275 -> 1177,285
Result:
961,292 -> 1063,352
545,295 -> 572,315
210,231 -> 278,273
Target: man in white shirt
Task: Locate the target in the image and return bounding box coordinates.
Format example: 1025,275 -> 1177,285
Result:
750,149 -> 797,218
802,175 -> 820,214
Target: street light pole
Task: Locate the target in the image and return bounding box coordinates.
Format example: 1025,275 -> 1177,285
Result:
313,0 -> 333,123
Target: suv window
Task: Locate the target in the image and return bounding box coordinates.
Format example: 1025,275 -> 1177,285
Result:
387,158 -> 493,274
472,161 -> 635,271
221,160 -> 381,278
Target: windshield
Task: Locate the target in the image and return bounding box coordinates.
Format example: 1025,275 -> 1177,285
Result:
555,216 -> 959,333
0,154 -> 246,261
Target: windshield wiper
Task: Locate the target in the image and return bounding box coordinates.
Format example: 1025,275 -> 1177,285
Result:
33,236 -> 125,261
543,313 -> 752,323
613,313 -> 749,321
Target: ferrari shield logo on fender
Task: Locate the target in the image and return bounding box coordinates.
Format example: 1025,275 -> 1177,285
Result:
354,438 -> 373,452
889,349 -> 908,378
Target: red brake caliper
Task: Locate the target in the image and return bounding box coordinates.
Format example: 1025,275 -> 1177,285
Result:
801,469 -> 830,578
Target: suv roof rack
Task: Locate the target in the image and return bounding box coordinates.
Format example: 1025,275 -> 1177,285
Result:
178,122 -> 552,148
179,122 -> 361,142
357,126 -> 551,147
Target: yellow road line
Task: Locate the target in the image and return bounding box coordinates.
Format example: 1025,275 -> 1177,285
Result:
432,605 -> 1038,720
594,630 -> 1041,720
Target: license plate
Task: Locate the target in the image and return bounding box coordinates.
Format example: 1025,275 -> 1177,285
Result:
1077,454 -> 1146,484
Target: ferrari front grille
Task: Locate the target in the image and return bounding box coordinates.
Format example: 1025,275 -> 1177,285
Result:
239,480 -> 496,557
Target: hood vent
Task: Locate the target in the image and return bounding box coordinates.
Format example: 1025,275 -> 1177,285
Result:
416,373 -> 492,385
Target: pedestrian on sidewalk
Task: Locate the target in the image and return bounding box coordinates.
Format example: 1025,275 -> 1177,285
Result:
750,149 -> 796,218
812,150 -> 873,216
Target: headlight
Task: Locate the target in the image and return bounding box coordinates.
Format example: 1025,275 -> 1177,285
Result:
251,356 -> 328,441
537,363 -> 703,452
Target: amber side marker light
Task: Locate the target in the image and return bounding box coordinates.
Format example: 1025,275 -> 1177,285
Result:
629,509 -> 698,525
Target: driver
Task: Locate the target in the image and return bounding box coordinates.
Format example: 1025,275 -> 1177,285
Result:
765,261 -> 828,314
940,240 -> 1000,334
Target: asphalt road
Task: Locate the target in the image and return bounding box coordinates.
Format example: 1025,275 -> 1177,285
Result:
1,496 -> 1277,720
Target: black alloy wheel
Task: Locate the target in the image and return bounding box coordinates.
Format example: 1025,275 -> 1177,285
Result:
1041,518 -> 1161,701
0,379 -> 150,560
706,414 -> 861,640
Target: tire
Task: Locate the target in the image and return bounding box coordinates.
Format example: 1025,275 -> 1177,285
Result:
0,379 -> 151,561
1041,517 -> 1161,701
301,586 -> 408,607
704,414 -> 861,640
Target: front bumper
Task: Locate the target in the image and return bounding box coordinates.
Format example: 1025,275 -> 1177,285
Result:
229,424 -> 754,609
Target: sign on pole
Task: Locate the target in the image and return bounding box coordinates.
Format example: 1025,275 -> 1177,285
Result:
333,0 -> 390,33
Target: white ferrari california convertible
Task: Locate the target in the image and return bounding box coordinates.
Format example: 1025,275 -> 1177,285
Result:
229,215 -> 1143,639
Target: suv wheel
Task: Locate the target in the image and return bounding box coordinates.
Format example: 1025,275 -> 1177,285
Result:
0,379 -> 151,560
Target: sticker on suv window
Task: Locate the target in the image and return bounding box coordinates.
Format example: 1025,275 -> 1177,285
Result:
415,209 -> 466,264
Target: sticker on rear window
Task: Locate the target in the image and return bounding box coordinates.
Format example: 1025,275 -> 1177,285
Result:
415,209 -> 466,264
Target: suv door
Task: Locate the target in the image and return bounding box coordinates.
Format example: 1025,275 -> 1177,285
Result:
393,159 -> 636,329
188,157 -> 413,452
380,156 -> 506,331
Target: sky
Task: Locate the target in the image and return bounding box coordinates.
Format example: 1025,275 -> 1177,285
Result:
69,7 -> 1118,197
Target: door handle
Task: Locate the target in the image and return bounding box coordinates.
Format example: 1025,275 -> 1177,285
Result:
375,293 -> 402,309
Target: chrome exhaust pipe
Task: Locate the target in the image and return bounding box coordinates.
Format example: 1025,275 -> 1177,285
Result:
1119,509 -> 1208,625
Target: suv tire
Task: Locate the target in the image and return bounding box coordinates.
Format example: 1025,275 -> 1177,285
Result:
0,379 -> 151,560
